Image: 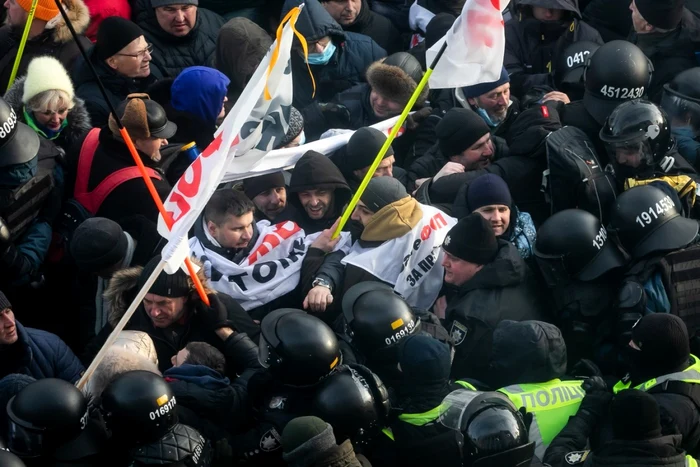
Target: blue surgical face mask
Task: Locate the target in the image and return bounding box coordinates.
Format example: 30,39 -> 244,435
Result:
475,106 -> 501,128
306,41 -> 336,65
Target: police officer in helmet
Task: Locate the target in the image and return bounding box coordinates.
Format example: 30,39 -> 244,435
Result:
600,99 -> 697,185
100,370 -> 211,466
660,68 -> 700,167
228,308 -> 342,465
534,209 -> 626,370
5,378 -> 107,466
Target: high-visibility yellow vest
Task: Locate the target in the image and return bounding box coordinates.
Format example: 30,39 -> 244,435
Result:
613,355 -> 700,394
498,379 -> 586,459
688,455 -> 699,467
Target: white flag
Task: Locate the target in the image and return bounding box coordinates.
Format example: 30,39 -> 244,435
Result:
426,0 -> 510,89
155,6 -> 301,273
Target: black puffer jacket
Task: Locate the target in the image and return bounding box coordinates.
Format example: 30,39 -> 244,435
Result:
504,0 -> 603,98
344,0 -> 402,54
72,46 -> 161,128
132,0 -> 225,78
282,0 -> 386,109
582,0 -> 632,42
4,76 -> 91,152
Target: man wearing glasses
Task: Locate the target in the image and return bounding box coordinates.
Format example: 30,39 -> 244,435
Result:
74,17 -> 161,127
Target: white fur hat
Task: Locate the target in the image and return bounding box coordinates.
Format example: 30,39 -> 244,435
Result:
22,55 -> 75,104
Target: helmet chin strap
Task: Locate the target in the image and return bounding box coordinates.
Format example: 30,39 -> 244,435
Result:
659,155 -> 675,173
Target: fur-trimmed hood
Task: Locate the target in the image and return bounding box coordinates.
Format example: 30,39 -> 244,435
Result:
104,260 -> 215,328
46,0 -> 90,43
366,56 -> 429,108
4,75 -> 92,148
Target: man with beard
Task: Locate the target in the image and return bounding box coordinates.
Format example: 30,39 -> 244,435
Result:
243,172 -> 293,223
320,0 -> 401,53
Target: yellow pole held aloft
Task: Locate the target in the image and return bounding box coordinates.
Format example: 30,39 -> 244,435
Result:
6,0 -> 40,92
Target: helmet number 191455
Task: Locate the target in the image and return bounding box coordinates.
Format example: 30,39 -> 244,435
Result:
635,196 -> 674,228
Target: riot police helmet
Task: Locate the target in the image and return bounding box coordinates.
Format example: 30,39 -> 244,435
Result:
440,390 -> 535,467
101,370 -> 178,446
534,209 -> 625,287
0,450 -> 26,467
6,378 -> 88,458
259,308 -> 341,387
129,423 -> 211,467
608,185 -> 699,259
311,364 -> 390,445
554,41 -> 600,100
0,96 -> 40,168
661,68 -> 700,134
583,40 -> 653,125
342,282 -> 420,355
599,100 -> 674,179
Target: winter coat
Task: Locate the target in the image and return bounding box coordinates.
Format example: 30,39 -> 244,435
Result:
288,151 -> 353,234
132,0 -> 226,78
302,84 -> 377,141
83,263 -> 261,376
72,46 -> 161,128
343,0 -> 402,54
630,9 -> 700,103
281,0 -> 386,109
673,126 -> 700,168
0,0 -> 91,91
164,363 -> 255,438
0,321 -> 84,383
445,240 -> 547,381
582,0 -> 632,42
504,0 -> 603,98
4,76 -> 92,152
83,0 -> 131,42
214,18 -> 272,106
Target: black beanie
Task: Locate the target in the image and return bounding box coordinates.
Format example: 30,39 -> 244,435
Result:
443,213 -> 498,264
345,127 -> 395,172
0,291 -> 11,310
436,108 -> 490,158
360,176 -> 408,212
137,255 -> 191,298
243,172 -> 286,199
400,335 -> 451,385
466,174 -> 513,212
70,217 -> 128,273
635,0 -> 684,30
611,390 -> 662,440
95,17 -> 145,61
632,313 -> 690,373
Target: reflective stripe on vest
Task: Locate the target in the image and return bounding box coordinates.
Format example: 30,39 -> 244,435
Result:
613,355 -> 700,394
454,380 -> 477,390
499,379 -> 585,460
398,405 -> 445,426
688,455 -> 698,467
382,427 -> 394,441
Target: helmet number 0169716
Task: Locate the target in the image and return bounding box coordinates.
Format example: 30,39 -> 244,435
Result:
599,86 -> 644,99
149,396 -> 177,420
635,196 -> 674,228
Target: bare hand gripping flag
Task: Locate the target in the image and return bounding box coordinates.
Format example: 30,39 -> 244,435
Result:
426,0 -> 511,89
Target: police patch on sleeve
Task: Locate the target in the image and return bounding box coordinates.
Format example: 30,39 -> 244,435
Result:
565,450 -> 589,464
260,428 -> 282,452
450,321 -> 468,346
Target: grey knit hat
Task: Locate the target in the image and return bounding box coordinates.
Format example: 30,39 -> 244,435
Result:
151,0 -> 197,7
278,107 -> 304,148
282,416 -> 337,467
360,176 -> 408,213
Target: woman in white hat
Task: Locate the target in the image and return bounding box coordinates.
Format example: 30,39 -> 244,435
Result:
4,55 -> 91,151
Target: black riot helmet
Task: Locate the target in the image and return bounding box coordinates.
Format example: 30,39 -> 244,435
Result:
608,185 -> 699,259
6,379 -> 88,459
583,40 -> 653,125
661,68 -> 700,134
0,450 -> 26,467
534,209 -> 626,287
101,370 -> 178,446
342,282 -> 420,355
259,308 -> 341,387
440,390 -> 535,467
311,364 -> 391,445
554,41 -> 600,101
599,100 -> 674,180
0,96 -> 40,168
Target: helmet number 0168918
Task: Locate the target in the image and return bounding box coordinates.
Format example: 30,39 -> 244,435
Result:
635,196 -> 674,228
599,86 -> 644,99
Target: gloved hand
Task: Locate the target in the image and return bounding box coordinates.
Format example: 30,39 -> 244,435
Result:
570,358 -> 603,378
319,103 -> 351,129
406,107 -> 433,130
579,376 -> 612,420
519,407 -> 534,428
196,294 -> 235,332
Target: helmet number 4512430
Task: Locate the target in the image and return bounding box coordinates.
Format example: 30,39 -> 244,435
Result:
599,86 -> 644,99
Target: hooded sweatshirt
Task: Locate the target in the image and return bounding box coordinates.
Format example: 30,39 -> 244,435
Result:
171,66 -> 230,126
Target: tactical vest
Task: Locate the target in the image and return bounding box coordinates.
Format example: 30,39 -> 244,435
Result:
0,142 -> 57,241
613,355 -> 700,394
498,379 -> 586,459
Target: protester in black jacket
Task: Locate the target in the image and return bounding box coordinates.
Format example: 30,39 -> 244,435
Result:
504,0 -> 603,99
320,0 -> 402,53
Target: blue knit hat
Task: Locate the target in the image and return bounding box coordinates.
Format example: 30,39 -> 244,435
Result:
171,66 -> 230,125
400,335 -> 451,384
462,67 -> 510,99
466,174 -> 512,212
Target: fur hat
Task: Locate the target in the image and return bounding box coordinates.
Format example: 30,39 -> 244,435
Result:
366,52 -> 428,108
22,56 -> 75,105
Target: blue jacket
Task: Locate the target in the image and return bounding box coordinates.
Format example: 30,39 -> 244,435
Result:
282,0 -> 386,109
3,321 -> 84,384
672,126 -> 700,167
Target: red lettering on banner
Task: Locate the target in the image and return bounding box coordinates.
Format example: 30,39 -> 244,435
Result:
201,133 -> 223,158
420,213 -> 449,241
421,225 -> 432,241
466,9 -> 504,47
491,0 -> 500,10
274,221 -> 302,239
167,192 -> 192,224
248,222 -> 302,265
177,158 -> 202,198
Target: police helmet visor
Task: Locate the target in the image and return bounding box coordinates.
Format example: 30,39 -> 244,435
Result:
439,390 -> 485,432
6,397 -> 45,458
533,249 -> 570,288
661,89 -> 700,132
577,237 -> 626,282
606,139 -> 655,173
258,336 -> 273,368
